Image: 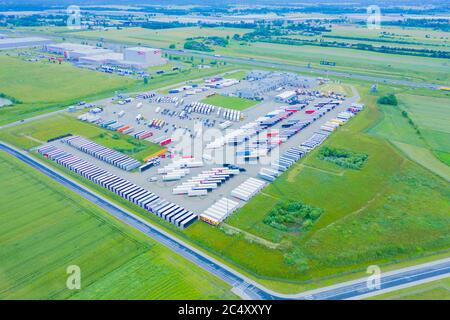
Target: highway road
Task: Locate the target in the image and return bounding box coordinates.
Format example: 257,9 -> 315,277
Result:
163,49 -> 443,90
1,141 -> 449,300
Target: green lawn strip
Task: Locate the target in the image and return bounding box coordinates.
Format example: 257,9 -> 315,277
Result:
201,94 -> 259,111
0,113 -> 162,161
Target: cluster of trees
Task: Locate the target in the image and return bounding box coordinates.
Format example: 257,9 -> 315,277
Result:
401,109 -> 422,136
203,36 -> 229,47
263,201 -> 323,232
183,40 -> 213,52
384,19 -> 450,32
0,93 -> 21,104
378,94 -> 398,106
255,35 -> 450,59
141,21 -> 194,29
318,147 -> 369,170
0,14 -> 66,27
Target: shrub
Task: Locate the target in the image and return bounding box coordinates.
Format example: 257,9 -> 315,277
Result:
263,200 -> 323,232
184,40 -> 213,52
318,146 -> 368,170
377,94 -> 398,106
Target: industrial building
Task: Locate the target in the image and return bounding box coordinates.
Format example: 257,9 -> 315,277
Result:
46,43 -> 167,69
275,90 -> 297,103
46,43 -> 112,60
78,52 -> 125,66
124,47 -> 166,67
0,36 -> 52,50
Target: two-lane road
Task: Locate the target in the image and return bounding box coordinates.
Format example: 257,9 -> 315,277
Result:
1,141 -> 449,300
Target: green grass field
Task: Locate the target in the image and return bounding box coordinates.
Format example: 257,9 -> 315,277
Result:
0,113 -> 162,162
68,27 -> 250,50
368,277 -> 450,300
0,151 -> 237,299
398,94 -> 450,153
0,54 -> 143,126
330,25 -> 450,47
201,94 -> 259,111
285,25 -> 450,53
369,90 -> 450,180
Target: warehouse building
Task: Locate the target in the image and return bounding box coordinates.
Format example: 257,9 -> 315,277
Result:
275,90 -> 297,103
47,43 -> 167,69
78,52 -> 125,66
46,43 -> 112,60
124,47 -> 166,67
0,36 -> 52,50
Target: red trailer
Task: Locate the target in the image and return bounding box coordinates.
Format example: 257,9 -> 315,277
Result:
160,138 -> 172,146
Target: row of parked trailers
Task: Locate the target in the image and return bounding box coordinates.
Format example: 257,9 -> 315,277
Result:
37,145 -> 197,229
136,91 -> 156,99
184,102 -> 215,115
183,102 -> 243,122
230,178 -> 266,202
217,108 -> 242,122
259,105 -> 364,181
61,136 -> 142,171
96,119 -> 136,135
173,167 -> 240,197
151,96 -> 180,104
200,197 -> 240,226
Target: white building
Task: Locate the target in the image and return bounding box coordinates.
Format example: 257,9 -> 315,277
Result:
46,43 -> 112,60
275,90 -> 297,103
78,52 -> 124,66
124,47 -> 166,67
47,43 -> 167,69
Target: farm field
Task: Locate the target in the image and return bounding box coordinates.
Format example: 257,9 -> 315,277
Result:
214,42 -> 450,84
368,277 -> 450,300
201,94 -> 259,110
67,27 -> 250,50
0,113 -> 162,162
329,25 -> 450,47
369,91 -> 450,180
0,54 -> 143,126
0,151 -> 237,299
397,94 -> 450,153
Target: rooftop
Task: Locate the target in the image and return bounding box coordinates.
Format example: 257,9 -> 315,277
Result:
0,36 -> 51,44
